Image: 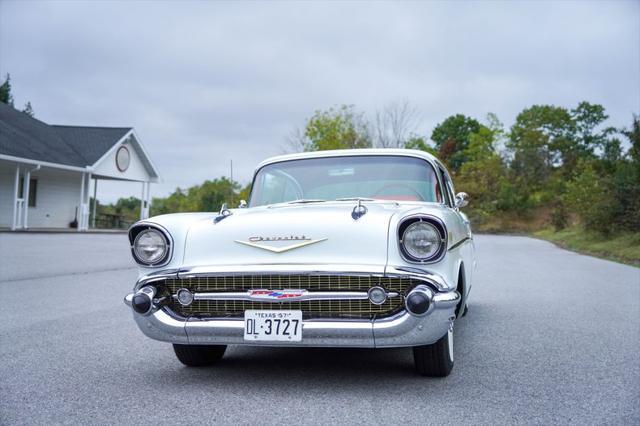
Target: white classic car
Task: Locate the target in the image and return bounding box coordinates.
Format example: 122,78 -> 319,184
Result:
125,149 -> 475,377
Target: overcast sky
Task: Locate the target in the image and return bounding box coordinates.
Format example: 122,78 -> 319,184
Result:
1,0 -> 638,203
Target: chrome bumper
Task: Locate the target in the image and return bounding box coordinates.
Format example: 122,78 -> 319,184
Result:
126,293 -> 459,348
125,266 -> 459,348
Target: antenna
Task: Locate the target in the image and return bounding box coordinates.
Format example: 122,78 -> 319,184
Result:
230,159 -> 234,206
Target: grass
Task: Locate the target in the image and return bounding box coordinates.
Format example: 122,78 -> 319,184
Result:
468,207 -> 639,266
534,227 -> 640,267
469,207 -> 554,234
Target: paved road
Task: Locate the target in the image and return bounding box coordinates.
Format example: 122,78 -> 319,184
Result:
0,234 -> 638,425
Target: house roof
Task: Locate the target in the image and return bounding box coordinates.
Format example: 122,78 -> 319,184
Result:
52,125 -> 131,166
0,101 -> 88,167
0,102 -> 133,168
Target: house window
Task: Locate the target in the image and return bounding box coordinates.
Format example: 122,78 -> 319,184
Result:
18,177 -> 38,207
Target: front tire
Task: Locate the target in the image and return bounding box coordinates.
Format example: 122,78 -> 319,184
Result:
413,326 -> 454,377
173,344 -> 227,367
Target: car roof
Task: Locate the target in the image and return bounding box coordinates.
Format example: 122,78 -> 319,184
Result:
255,148 -> 442,172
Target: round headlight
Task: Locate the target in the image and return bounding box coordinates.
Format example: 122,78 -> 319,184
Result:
401,221 -> 443,260
133,229 -> 168,265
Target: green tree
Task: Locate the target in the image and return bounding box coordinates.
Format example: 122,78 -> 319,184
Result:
622,114 -> 640,165
151,177 -> 241,215
430,114 -> 482,171
303,105 -> 372,151
615,115 -> 640,231
456,114 -> 509,218
564,161 -> 612,232
1,73 -> 35,116
508,105 -> 575,193
151,188 -> 188,216
404,135 -> 438,156
114,196 -> 140,213
571,102 -> 615,154
0,74 -> 14,106
195,177 -> 240,211
238,183 -> 252,205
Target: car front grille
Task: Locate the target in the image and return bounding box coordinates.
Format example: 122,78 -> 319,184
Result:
156,274 -> 421,319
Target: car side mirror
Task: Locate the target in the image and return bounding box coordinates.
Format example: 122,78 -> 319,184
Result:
454,192 -> 468,209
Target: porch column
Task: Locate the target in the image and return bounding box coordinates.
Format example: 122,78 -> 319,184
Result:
78,172 -> 85,231
92,178 -> 98,229
84,173 -> 91,230
140,182 -> 147,220
145,182 -> 151,219
22,169 -> 31,229
11,165 -> 20,230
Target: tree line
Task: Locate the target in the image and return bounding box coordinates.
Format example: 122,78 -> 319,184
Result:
4,72 -> 635,235
285,102 -> 639,234
99,101 -> 639,236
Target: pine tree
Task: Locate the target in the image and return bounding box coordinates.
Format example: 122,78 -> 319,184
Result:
0,74 -> 15,106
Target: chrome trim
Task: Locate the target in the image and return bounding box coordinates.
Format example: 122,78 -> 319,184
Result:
133,308 -> 189,344
176,288 -> 194,306
134,269 -> 179,292
234,237 -> 328,253
405,285 -> 435,317
177,264 -> 388,279
367,286 -> 388,305
454,192 -> 469,208
433,291 -> 460,307
129,289 -> 460,348
448,236 -> 471,252
124,293 -> 133,307
128,222 -> 174,267
373,299 -> 457,348
351,199 -> 368,220
134,265 -> 453,293
213,203 -> 233,224
397,214 -> 448,264
131,285 -> 157,316
171,289 -> 399,303
387,266 -> 451,291
253,149 -> 442,173
184,314 -> 375,347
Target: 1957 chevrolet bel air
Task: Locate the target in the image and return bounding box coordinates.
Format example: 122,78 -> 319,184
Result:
124,149 -> 475,377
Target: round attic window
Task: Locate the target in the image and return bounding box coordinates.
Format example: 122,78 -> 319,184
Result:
116,146 -> 130,172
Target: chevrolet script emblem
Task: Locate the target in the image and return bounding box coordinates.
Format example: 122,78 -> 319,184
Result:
235,235 -> 327,253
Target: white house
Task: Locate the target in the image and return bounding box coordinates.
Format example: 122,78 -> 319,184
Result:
0,102 -> 160,231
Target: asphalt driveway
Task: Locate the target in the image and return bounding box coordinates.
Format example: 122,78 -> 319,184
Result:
0,233 -> 638,425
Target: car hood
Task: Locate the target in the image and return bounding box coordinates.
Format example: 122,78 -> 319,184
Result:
182,201 -> 410,268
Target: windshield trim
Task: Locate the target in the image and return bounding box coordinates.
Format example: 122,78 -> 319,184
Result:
248,154 -> 446,208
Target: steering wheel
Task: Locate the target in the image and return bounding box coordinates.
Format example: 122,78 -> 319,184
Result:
372,184 -> 425,201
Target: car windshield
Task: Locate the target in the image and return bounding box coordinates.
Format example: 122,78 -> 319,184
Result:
249,155 -> 443,207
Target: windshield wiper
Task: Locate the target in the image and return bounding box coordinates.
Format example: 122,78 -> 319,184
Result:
334,197 -> 375,202
287,199 -> 326,204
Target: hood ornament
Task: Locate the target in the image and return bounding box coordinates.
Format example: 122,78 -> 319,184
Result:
214,203 -> 233,224
351,199 -> 368,220
235,235 -> 327,253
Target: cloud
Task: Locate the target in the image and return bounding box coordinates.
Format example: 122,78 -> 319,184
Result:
1,0 -> 638,202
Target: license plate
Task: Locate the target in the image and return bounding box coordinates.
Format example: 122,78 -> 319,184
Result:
244,310 -> 303,342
